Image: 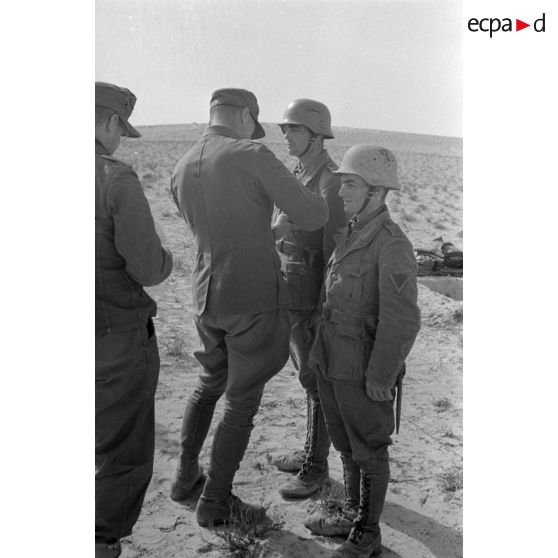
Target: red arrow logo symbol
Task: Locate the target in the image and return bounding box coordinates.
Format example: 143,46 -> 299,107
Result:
516,19 -> 530,31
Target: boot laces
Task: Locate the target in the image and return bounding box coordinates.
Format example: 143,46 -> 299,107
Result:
298,398 -> 320,479
349,472 -> 371,542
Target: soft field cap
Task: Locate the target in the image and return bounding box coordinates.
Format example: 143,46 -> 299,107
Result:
95,81 -> 141,138
210,88 -> 265,139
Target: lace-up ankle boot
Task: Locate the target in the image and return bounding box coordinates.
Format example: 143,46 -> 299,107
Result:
278,397 -> 329,497
332,471 -> 389,557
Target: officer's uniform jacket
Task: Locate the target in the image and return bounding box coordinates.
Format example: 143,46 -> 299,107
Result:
170,126 -> 328,316
310,205 -> 421,390
95,140 -> 173,334
274,149 -> 346,311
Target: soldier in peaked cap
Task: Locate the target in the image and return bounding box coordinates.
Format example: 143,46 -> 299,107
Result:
270,99 -> 346,498
95,82 -> 173,558
169,88 -> 329,527
304,145 -> 420,556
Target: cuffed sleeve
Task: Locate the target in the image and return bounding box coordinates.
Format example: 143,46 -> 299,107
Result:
253,145 -> 328,231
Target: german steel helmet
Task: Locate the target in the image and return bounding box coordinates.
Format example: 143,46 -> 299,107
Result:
281,99 -> 334,139
334,144 -> 400,190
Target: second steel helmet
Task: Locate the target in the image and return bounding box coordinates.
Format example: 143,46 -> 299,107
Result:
280,99 -> 334,139
334,144 -> 400,190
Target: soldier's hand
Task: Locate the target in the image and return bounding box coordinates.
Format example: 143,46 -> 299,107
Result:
365,383 -> 394,402
273,213 -> 298,239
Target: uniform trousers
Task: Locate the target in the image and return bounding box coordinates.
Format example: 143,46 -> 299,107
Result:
288,309 -> 319,399
316,372 -> 394,475
190,309 -> 290,428
95,319 -> 160,542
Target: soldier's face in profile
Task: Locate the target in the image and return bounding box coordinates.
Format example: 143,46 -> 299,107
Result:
104,113 -> 127,155
280,124 -> 312,157
338,174 -> 369,215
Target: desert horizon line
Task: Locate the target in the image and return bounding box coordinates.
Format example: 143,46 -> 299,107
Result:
130,121 -> 463,141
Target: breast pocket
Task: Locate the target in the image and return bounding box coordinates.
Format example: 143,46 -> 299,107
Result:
341,260 -> 376,301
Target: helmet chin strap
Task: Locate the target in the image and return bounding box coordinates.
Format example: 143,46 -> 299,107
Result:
298,133 -> 318,158
354,188 -> 375,217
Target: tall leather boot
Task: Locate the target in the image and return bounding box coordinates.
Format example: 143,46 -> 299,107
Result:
304,453 -> 360,536
170,400 -> 215,501
196,422 -> 266,527
332,471 -> 389,557
271,394 -> 311,472
278,396 -> 330,497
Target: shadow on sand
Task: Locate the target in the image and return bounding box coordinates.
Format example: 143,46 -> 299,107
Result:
383,501 -> 462,558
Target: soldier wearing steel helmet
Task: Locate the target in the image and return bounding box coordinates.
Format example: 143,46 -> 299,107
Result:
271,99 -> 346,498
304,145 -> 421,557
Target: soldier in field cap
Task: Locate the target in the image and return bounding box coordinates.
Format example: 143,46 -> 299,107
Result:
170,87 -> 329,527
95,81 -> 173,558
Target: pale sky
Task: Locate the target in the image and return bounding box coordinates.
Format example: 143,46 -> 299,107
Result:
96,0 -> 463,137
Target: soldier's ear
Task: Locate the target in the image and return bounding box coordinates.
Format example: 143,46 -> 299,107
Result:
107,112 -> 120,133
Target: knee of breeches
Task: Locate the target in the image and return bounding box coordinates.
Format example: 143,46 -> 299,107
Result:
355,452 -> 390,476
190,384 -> 225,406
222,397 -> 262,428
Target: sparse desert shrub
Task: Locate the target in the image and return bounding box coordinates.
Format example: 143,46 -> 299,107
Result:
164,335 -> 187,357
253,461 -> 266,475
317,482 -> 344,515
211,504 -> 283,558
442,429 -> 458,439
433,397 -> 451,412
439,467 -> 463,493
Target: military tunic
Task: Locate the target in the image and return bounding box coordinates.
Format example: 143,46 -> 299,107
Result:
95,140 -> 172,542
170,125 -> 329,428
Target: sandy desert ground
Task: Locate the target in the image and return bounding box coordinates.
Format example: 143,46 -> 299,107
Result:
112,123 -> 463,558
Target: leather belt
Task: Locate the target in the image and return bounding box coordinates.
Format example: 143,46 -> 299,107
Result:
276,239 -> 305,259
322,306 -> 377,330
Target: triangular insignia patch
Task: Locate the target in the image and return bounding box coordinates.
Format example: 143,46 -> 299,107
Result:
389,273 -> 410,294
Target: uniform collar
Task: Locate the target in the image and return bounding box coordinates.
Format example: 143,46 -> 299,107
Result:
203,125 -> 242,140
332,206 -> 391,264
351,204 -> 388,233
95,139 -> 109,155
293,149 -> 332,185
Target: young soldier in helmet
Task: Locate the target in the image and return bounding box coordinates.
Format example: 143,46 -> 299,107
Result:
271,99 -> 346,498
305,145 -> 421,556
